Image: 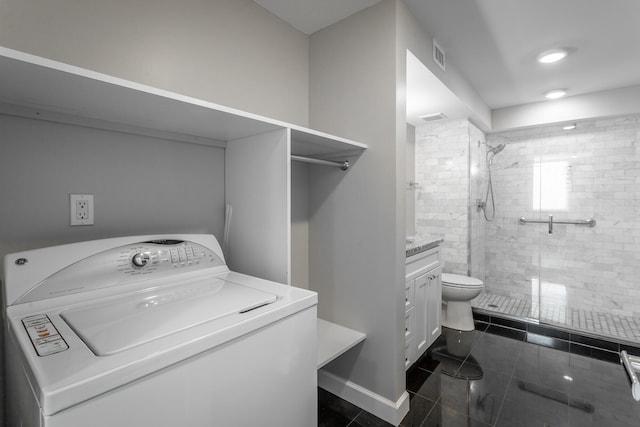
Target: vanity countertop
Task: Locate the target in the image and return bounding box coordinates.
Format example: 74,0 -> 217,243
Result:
405,236 -> 444,258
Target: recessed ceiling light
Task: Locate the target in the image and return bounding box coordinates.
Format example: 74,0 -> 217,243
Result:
537,49 -> 568,64
545,89 -> 567,100
562,123 -> 577,130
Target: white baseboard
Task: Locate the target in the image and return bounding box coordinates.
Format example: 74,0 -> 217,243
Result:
318,369 -> 410,426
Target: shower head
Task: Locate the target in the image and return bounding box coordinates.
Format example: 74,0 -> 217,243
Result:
487,143 -> 505,155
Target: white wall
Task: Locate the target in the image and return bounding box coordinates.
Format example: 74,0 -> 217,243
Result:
0,115 -> 226,258
493,85 -> 640,132
0,0 -> 310,126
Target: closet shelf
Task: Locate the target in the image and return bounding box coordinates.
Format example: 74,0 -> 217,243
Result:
317,318 -> 366,369
0,47 -> 367,156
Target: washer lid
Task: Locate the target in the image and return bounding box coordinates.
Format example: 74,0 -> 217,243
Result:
60,277 -> 277,356
441,273 -> 483,287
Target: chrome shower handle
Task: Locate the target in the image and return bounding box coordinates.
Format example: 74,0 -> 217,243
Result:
549,214 -> 553,234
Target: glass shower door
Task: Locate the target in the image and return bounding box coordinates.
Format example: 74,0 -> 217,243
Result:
536,133 -> 597,331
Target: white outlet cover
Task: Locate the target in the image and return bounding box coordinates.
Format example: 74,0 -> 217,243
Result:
70,194 -> 94,226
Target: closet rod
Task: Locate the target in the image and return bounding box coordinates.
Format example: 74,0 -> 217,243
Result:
291,155 -> 350,171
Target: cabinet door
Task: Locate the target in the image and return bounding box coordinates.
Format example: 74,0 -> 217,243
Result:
426,266 -> 442,345
414,273 -> 429,356
405,306 -> 415,370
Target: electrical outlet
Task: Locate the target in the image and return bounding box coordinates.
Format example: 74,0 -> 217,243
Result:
70,194 -> 94,226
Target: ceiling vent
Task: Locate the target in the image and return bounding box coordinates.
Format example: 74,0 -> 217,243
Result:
420,112 -> 447,122
433,39 -> 446,72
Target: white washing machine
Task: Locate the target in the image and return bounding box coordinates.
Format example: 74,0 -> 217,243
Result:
2,234 -> 317,427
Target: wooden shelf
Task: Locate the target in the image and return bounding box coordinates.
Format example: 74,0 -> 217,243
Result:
317,318 -> 366,369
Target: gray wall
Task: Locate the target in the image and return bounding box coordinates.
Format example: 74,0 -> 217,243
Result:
291,161 -> 310,289
0,4 -> 306,421
307,1 -> 494,417
0,115 -> 225,258
0,0 -> 310,126
309,0 -> 406,410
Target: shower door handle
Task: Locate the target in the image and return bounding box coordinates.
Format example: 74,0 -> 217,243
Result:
548,214 -> 553,234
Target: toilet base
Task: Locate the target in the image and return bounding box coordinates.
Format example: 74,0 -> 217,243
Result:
442,301 -> 475,331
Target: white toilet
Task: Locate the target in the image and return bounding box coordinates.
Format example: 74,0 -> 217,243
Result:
441,273 -> 484,331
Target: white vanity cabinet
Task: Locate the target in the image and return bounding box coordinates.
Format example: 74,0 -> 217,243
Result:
405,245 -> 442,370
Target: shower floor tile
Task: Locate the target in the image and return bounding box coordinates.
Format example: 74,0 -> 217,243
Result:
472,292 -> 640,344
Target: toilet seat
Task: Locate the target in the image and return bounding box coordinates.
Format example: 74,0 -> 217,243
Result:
441,273 -> 483,289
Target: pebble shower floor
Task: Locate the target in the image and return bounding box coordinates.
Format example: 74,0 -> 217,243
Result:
472,292 -> 640,344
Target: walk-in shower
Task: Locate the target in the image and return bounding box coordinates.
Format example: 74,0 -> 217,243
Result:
413,115 -> 640,345
470,115 -> 640,345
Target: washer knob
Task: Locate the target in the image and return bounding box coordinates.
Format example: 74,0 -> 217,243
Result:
132,252 -> 150,268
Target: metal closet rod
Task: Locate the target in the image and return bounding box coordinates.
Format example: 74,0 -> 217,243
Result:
291,155 -> 350,171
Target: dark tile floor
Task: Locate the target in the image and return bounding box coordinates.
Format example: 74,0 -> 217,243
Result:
318,321 -> 640,426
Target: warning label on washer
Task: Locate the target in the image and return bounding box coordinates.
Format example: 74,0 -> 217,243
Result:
22,314 -> 69,356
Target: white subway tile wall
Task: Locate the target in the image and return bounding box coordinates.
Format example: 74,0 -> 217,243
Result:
415,119 -> 475,275
484,114 -> 640,321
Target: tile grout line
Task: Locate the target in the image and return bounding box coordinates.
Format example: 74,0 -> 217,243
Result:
491,371 -> 515,427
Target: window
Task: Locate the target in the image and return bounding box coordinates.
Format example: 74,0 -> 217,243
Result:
533,160 -> 569,211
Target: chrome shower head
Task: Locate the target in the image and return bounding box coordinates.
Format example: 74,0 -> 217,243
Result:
487,143 -> 505,155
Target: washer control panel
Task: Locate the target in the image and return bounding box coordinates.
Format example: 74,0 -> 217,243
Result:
118,239 -> 220,277
14,239 -> 226,304
22,314 -> 69,357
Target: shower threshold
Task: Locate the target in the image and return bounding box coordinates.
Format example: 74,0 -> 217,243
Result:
472,292 -> 640,348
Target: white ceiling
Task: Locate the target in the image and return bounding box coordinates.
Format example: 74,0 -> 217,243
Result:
255,0 -> 640,116
253,0 -> 381,35
403,0 -> 640,110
